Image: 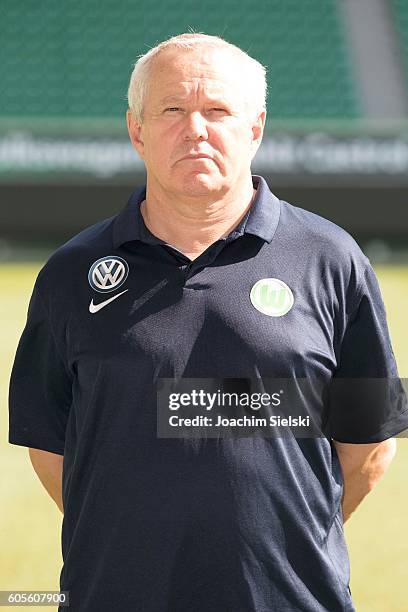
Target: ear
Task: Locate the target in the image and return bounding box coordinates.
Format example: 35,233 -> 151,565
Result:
250,110 -> 266,159
126,109 -> 145,159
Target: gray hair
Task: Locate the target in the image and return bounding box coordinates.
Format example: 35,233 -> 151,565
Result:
127,32 -> 268,123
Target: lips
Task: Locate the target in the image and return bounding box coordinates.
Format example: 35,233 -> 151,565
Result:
180,154 -> 213,161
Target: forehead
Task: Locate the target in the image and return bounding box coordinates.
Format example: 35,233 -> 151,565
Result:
147,47 -> 244,101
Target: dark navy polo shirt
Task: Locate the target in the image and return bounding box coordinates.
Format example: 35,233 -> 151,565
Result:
8,175 -> 408,612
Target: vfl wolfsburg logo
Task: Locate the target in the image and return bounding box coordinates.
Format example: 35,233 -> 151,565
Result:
250,278 -> 294,317
88,256 -> 129,293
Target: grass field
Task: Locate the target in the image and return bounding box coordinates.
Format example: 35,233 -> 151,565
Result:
1,262 -> 407,611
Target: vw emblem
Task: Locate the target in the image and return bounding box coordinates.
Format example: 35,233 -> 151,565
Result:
88,256 -> 129,293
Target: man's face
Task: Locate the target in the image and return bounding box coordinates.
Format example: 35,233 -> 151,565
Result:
127,46 -> 266,199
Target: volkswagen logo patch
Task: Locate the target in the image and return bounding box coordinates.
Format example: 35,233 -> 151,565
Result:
88,256 -> 129,293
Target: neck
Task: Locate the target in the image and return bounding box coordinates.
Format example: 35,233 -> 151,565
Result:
140,175 -> 257,260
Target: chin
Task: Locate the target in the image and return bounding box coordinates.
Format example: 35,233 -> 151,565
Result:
179,172 -> 223,197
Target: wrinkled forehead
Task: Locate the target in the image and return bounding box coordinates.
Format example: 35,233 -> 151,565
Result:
147,47 -> 245,102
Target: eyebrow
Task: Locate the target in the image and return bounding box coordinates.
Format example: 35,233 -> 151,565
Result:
159,95 -> 185,104
158,95 -> 231,106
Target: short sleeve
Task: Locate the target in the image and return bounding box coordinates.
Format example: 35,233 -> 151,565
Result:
8,280 -> 73,455
327,261 -> 408,443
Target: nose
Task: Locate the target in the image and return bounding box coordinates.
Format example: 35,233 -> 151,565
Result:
183,111 -> 208,141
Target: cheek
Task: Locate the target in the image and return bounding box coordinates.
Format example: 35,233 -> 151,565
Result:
213,126 -> 252,159
144,128 -> 175,166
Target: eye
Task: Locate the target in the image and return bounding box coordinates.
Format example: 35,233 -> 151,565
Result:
165,107 -> 182,112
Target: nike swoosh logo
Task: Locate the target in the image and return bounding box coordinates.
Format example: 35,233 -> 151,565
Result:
89,289 -> 129,313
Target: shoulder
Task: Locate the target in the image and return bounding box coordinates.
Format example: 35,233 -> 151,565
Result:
34,214 -> 117,297
279,198 -> 370,270
279,199 -> 365,258
276,198 -> 374,314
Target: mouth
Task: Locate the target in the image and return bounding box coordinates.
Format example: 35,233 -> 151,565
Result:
180,154 -> 213,161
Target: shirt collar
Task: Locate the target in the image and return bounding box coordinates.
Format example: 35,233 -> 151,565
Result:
112,174 -> 280,249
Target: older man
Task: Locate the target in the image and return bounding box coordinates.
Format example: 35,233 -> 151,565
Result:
8,33 -> 408,612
